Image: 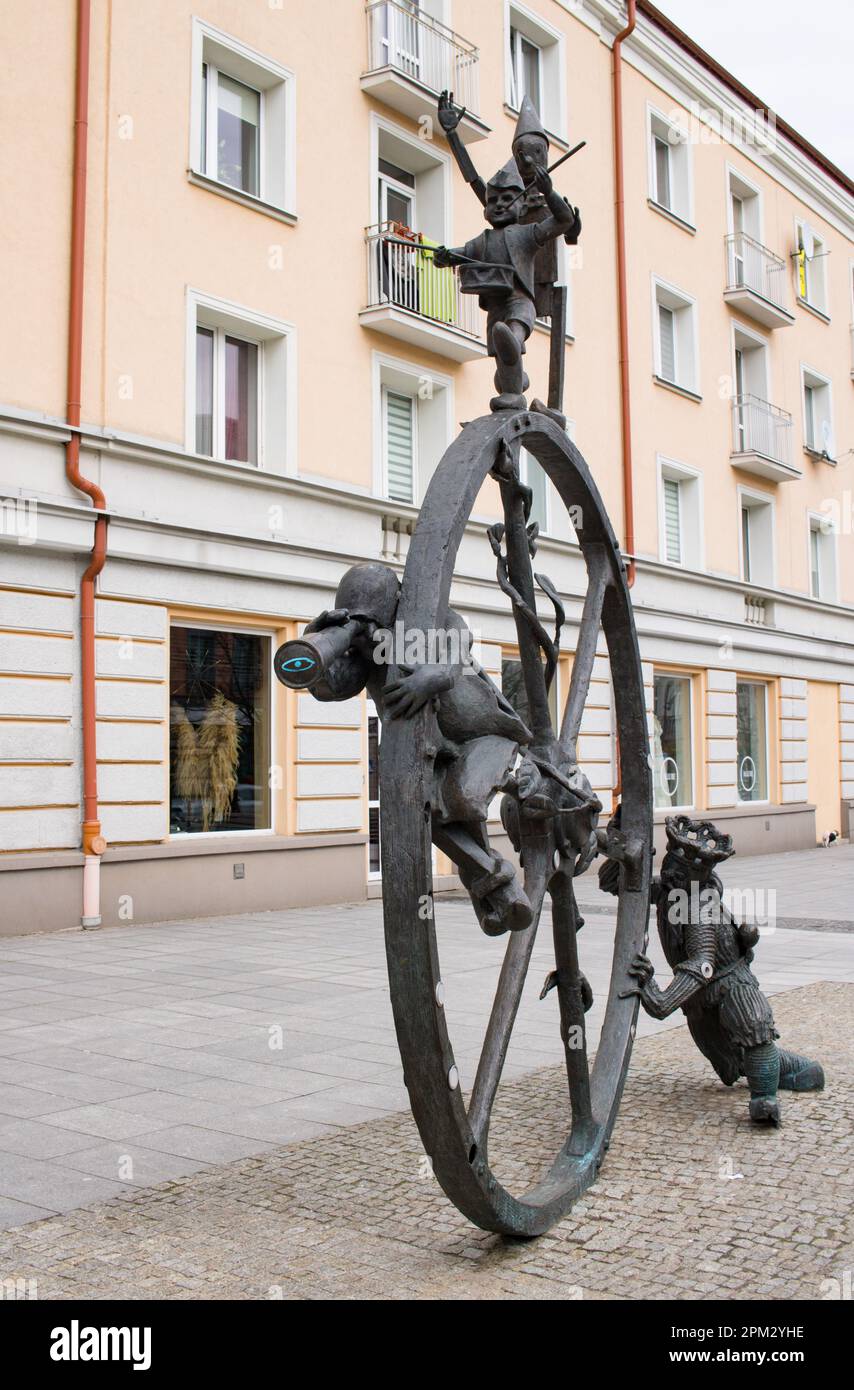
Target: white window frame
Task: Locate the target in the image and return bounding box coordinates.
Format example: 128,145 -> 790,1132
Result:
189,19 -> 296,219
646,104 -> 694,228
807,511 -> 838,602
381,384 -> 418,504
509,26 -> 542,113
736,678 -> 770,806
652,668 -> 696,813
800,363 -> 835,460
519,448 -> 551,536
737,486 -> 776,588
371,351 -> 454,505
794,218 -> 829,315
186,288 -> 296,475
652,276 -> 700,395
657,456 -> 704,570
370,114 -> 451,243
168,618 -> 277,840
194,323 -> 260,465
731,321 -> 771,457
504,2 -> 566,141
726,164 -> 763,241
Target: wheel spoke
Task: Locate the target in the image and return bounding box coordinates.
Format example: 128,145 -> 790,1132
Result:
495,466 -> 553,743
559,543 -> 610,757
468,846 -> 551,1147
549,873 -> 594,1149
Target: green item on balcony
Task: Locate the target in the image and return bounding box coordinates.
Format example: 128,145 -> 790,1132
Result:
418,237 -> 455,324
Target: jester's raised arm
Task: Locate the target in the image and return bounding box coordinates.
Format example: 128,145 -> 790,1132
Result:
438,91 -> 486,207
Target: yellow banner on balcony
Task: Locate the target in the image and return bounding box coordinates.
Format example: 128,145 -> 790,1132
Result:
797,247 -> 807,300
418,237 -> 456,324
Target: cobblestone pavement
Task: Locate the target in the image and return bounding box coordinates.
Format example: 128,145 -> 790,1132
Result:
1,852 -> 852,1231
0,982 -> 849,1300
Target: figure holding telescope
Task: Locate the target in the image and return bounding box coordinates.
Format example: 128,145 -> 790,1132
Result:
275,562 -> 534,937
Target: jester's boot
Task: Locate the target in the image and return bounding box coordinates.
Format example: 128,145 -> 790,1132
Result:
460,849 -> 533,936
744,1040 -> 781,1126
777,1048 -> 825,1093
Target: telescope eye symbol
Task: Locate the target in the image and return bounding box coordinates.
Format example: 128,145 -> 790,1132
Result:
280,656 -> 316,673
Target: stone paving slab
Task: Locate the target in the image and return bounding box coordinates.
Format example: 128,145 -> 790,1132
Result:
1,880 -> 853,1228
0,983 -> 848,1300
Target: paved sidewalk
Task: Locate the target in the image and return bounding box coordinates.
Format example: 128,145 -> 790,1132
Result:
0,844 -> 852,1231
0,982 -> 848,1300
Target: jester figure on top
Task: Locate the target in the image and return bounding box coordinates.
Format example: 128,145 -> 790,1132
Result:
435,92 -> 581,417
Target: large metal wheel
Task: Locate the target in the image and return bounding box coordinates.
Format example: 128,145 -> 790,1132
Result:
379,410 -> 652,1236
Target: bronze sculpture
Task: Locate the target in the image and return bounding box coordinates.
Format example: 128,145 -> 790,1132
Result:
615,815 -> 825,1126
273,96 -> 822,1234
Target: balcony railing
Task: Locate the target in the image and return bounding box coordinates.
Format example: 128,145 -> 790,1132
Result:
365,222 -> 481,339
725,233 -> 786,307
365,0 -> 480,112
731,394 -> 793,469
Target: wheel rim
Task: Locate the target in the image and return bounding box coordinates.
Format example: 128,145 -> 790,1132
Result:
379,410 -> 652,1236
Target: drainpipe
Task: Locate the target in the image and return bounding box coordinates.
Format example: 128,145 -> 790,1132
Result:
66,0 -> 107,927
610,0 -> 637,804
612,0 -> 637,589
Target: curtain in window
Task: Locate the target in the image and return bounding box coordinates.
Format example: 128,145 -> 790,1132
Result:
658,304 -> 676,381
225,337 -> 258,464
737,681 -> 768,802
663,477 -> 681,562
385,389 -> 415,503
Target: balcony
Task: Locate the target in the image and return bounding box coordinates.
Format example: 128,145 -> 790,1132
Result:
730,394 -> 798,482
723,234 -> 794,329
358,223 -> 487,361
362,1 -> 487,143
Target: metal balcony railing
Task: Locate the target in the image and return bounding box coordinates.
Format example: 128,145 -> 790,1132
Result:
731,394 -> 793,467
725,233 -> 787,309
365,222 -> 481,338
365,0 -> 480,112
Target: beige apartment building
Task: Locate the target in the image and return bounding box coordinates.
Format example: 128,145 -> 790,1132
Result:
1,0 -> 853,934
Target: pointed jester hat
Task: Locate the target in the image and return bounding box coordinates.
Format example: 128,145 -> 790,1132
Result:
486,157 -> 525,194
512,95 -> 549,150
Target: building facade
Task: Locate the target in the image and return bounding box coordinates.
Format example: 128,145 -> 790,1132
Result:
1,0 -> 853,934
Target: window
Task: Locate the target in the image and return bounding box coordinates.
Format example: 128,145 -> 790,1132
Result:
737,680 -> 768,802
202,67 -> 260,196
374,352 -> 453,505
188,290 -> 295,472
367,699 -> 381,878
505,5 -> 565,137
732,324 -> 770,454
739,491 -> 774,587
383,387 -> 416,504
190,20 -> 296,217
647,108 -> 692,225
502,655 -> 558,731
653,279 -> 698,393
653,671 -> 693,810
658,459 -> 702,568
663,478 -> 680,562
728,169 -> 762,271
520,449 -> 549,534
795,220 -> 828,314
509,27 -> 542,114
801,366 -> 835,458
808,515 -> 837,601
378,158 -> 416,230
169,625 -> 271,835
195,326 -> 258,464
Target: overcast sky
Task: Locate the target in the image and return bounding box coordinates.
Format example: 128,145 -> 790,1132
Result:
652,0 -> 852,177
